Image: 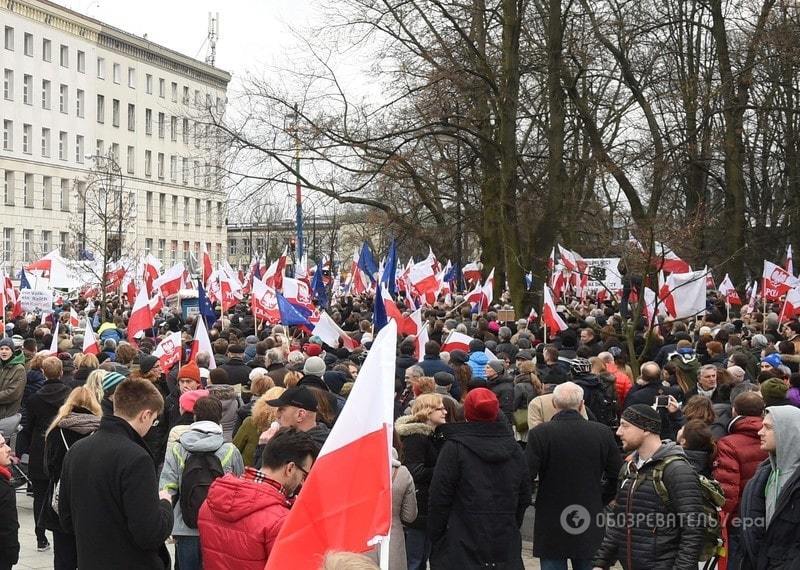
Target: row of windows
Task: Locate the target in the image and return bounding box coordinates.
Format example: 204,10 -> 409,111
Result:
143,239 -> 224,267
1,227 -> 71,264
2,119 -> 83,162
143,191 -> 225,227
3,69 -> 85,116
4,25 -> 225,112
2,171 -> 74,210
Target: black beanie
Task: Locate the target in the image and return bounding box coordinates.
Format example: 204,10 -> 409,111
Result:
621,404 -> 662,434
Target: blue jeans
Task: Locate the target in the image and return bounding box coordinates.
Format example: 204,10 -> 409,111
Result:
539,559 -> 593,570
404,527 -> 430,570
175,536 -> 202,570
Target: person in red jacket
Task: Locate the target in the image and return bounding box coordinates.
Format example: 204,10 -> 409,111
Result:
599,352 -> 632,406
711,391 -> 767,568
198,427 -> 319,570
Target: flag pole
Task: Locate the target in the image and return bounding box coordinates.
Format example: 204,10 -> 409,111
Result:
543,321 -> 548,345
779,295 -> 789,325
763,292 -> 767,333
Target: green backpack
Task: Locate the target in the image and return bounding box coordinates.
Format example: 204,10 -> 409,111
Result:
644,455 -> 726,563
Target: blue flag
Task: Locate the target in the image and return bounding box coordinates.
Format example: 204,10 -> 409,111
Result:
524,272 -> 533,290
252,259 -> 262,281
380,239 -> 398,295
373,283 -> 388,333
310,260 -> 328,308
197,282 -> 218,324
277,292 -> 311,327
19,269 -> 31,290
357,242 -> 379,282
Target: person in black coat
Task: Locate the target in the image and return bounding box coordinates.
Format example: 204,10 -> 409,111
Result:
485,360 -> 515,424
58,378 -> 174,570
526,382 -> 622,566
0,432 -> 19,570
623,362 -> 684,440
428,388 -> 531,569
418,341 -> 455,378
20,356 -> 72,551
218,344 -> 252,387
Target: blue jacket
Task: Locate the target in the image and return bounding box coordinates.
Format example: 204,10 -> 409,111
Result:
468,352 -> 489,380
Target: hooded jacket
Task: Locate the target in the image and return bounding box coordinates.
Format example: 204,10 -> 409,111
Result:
0,351 -> 26,420
713,415 -> 767,523
20,379 -> 71,480
395,415 -> 438,530
427,421 -> 531,569
207,384 -> 241,443
467,351 -> 489,380
592,442 -> 705,570
740,405 -> 800,569
198,472 -> 290,570
159,420 -> 244,536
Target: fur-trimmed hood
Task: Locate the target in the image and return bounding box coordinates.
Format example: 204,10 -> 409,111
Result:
394,414 -> 434,438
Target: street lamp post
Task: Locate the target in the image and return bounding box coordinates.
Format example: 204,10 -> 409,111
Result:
286,103 -> 304,262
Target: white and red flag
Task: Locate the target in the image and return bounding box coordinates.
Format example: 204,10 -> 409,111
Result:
263,247 -> 288,291
251,278 -> 280,325
462,261 -> 482,284
266,320 -> 396,569
664,270 -> 707,319
542,285 -> 568,333
153,331 -> 182,373
441,330 -> 473,353
48,322 -> 60,354
82,320 -> 100,355
311,311 -> 359,351
189,316 -> 216,369
786,245 -> 794,276
69,307 -> 80,328
718,274 -> 742,306
748,280 -> 759,310
779,288 -> 800,323
201,244 -> 214,285
153,262 -> 185,298
763,260 -> 800,301
409,259 -> 439,297
127,287 -> 154,343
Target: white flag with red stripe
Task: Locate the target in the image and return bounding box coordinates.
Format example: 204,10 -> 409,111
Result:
190,316 -> 216,369
718,274 -> 742,306
409,259 -> 439,296
49,321 -> 59,354
786,245 -> 794,276
780,288 -> 800,323
127,287 -> 154,342
153,262 -> 185,298
69,307 -> 80,328
82,320 -> 100,355
664,270 -> 707,319
542,285 -> 568,332
266,320 -> 396,569
441,330 -> 473,353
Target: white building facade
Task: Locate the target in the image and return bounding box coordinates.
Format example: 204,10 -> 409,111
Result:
1,0 -> 230,275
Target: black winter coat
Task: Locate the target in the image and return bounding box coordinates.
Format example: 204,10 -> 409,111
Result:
20,380 -> 71,480
489,375 -> 515,424
0,472 -> 19,568
592,442 -> 706,570
740,460 -> 800,570
219,357 -> 252,387
526,410 -> 622,559
395,416 -> 438,530
59,415 -> 173,570
623,382 -> 684,440
418,356 -> 454,378
143,378 -> 170,466
428,421 -> 531,570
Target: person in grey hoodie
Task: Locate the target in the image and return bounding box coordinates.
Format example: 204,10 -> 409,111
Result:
159,396 -> 244,570
207,369 -> 242,443
739,405 -> 800,569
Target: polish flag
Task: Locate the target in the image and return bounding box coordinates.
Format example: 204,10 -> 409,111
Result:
190,316 -> 216,369
481,268 -> 495,311
779,288 -> 800,323
441,330 -> 473,353
748,280 -> 759,310
542,285 -> 568,332
463,261 -> 483,284
718,274 -> 742,306
643,287 -> 658,324
82,320 -> 100,355
311,311 -> 359,351
127,287 -> 154,342
266,321 -> 396,569
409,259 -> 439,296
381,285 -> 405,328
528,306 -> 538,321
153,262 -> 186,298
408,308 -> 429,361
558,245 -> 580,273
786,245 -> 794,276
251,278 -> 281,325
49,322 -> 60,354
149,290 -> 164,316
69,307 -> 80,328
201,244 -> 214,285
153,331 -> 183,372
705,271 -> 716,290
282,277 -> 313,313
664,270 -> 707,319
25,249 -> 63,273
763,260 -> 800,301
263,247 -> 287,291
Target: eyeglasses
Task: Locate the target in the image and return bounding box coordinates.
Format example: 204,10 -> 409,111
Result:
294,463 -> 310,481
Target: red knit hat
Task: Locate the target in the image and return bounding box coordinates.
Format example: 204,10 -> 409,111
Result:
178,361 -> 201,384
463,388 -> 499,423
305,344 -> 322,357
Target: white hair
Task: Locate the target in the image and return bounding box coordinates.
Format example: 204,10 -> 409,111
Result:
552,382 -> 584,411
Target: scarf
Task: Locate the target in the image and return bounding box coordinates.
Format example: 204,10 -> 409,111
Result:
0,464 -> 11,481
58,412 -> 102,435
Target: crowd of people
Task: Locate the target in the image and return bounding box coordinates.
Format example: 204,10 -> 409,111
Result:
0,288 -> 799,569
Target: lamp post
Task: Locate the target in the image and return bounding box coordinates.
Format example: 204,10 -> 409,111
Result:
285,104 -> 304,261
440,106 -> 463,270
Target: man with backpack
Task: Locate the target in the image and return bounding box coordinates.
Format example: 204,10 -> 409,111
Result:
160,396 -> 244,570
570,358 -> 616,427
592,404 -> 706,569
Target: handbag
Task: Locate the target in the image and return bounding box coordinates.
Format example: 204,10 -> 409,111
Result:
50,429 -> 70,512
513,408 -> 528,433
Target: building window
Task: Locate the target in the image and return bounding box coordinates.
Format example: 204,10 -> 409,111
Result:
157,153 -> 165,179
146,74 -> 153,94
171,240 -> 178,263
22,124 -> 32,154
97,57 -> 105,79
3,120 -> 13,151
145,109 -> 152,135
159,78 -> 165,98
158,239 -> 166,259
76,89 -> 85,117
128,103 -> 135,131
96,94 -> 104,123
41,79 -> 51,109
43,176 -> 52,209
127,146 -> 135,174
59,44 -> 68,67
3,228 -> 13,263
206,201 -> 213,227
76,135 -> 84,163
170,116 -> 177,142
59,84 -> 68,113
170,156 -> 177,182
42,231 -> 52,253
195,198 -> 201,226
41,128 -> 50,157
24,33 -> 33,56
3,69 -> 13,101
184,197 -> 190,224
77,50 -> 85,73
4,26 -> 13,51
59,131 -> 67,160
23,74 -> 32,105
112,99 -> 120,127
159,193 -> 166,223
111,143 -> 119,163
193,161 -> 200,186
96,139 -> 104,156
144,150 -> 152,177
145,238 -> 153,255
146,192 -> 153,221
60,232 -> 69,257
42,38 -> 51,62
3,171 -> 13,205
172,196 -> 178,223
112,63 -> 120,84
23,230 -> 32,262
23,174 -> 33,207
229,239 -> 237,256
60,179 -> 70,211
217,202 -> 223,227
158,113 -> 165,138
128,67 -> 135,88
183,85 -> 189,104
171,81 -> 178,102
182,158 -> 189,184
182,118 -> 189,144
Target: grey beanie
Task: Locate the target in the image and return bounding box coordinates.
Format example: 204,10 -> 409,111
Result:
487,360 -> 505,374
303,356 -> 326,377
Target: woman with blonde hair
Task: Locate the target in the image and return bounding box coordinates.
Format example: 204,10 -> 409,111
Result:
84,370 -> 108,414
233,386 -> 285,466
283,370 -> 302,389
70,353 -> 99,388
40,386 -> 102,569
394,393 -> 447,569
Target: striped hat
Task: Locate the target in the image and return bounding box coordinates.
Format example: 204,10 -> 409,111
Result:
101,371 -> 126,394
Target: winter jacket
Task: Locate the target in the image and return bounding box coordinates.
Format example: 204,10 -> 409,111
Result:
38,411 -> 101,531
488,374 -> 515,423
20,379 -> 71,480
0,352 -> 26,420
683,448 -> 713,477
496,341 -> 518,359
713,415 -> 767,525
592,442 -> 705,570
59,415 -> 174,570
0,466 -> 19,568
526,410 -> 622,559
395,415 -> 438,531
787,386 -> 800,408
512,374 -> 537,412
67,366 -> 94,389
143,378 -> 171,466
395,354 -> 418,381
233,416 -> 261,467
19,368 -> 45,431
467,351 -> 489,380
539,360 -> 571,384
264,362 -> 288,387
606,361 -> 633,405
219,357 -> 252,387
419,356 -> 454,378
207,384 -> 241,442
159,420 -> 244,536
528,393 -> 588,429
427,420 -> 531,569
198,471 -> 290,570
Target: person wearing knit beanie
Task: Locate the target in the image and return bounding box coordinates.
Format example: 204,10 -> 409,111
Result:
177,361 -> 201,393
101,371 -> 126,394
760,378 -> 788,407
179,389 -> 210,415
617,403 -> 665,456
463,388 -> 499,422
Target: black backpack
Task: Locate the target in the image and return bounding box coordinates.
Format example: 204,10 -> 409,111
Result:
584,381 -> 617,427
179,450 -> 225,528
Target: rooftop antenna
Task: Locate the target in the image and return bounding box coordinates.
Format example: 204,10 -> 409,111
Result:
206,12 -> 219,67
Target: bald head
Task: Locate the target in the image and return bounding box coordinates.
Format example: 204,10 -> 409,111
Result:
640,361 -> 661,384
598,351 -> 614,364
